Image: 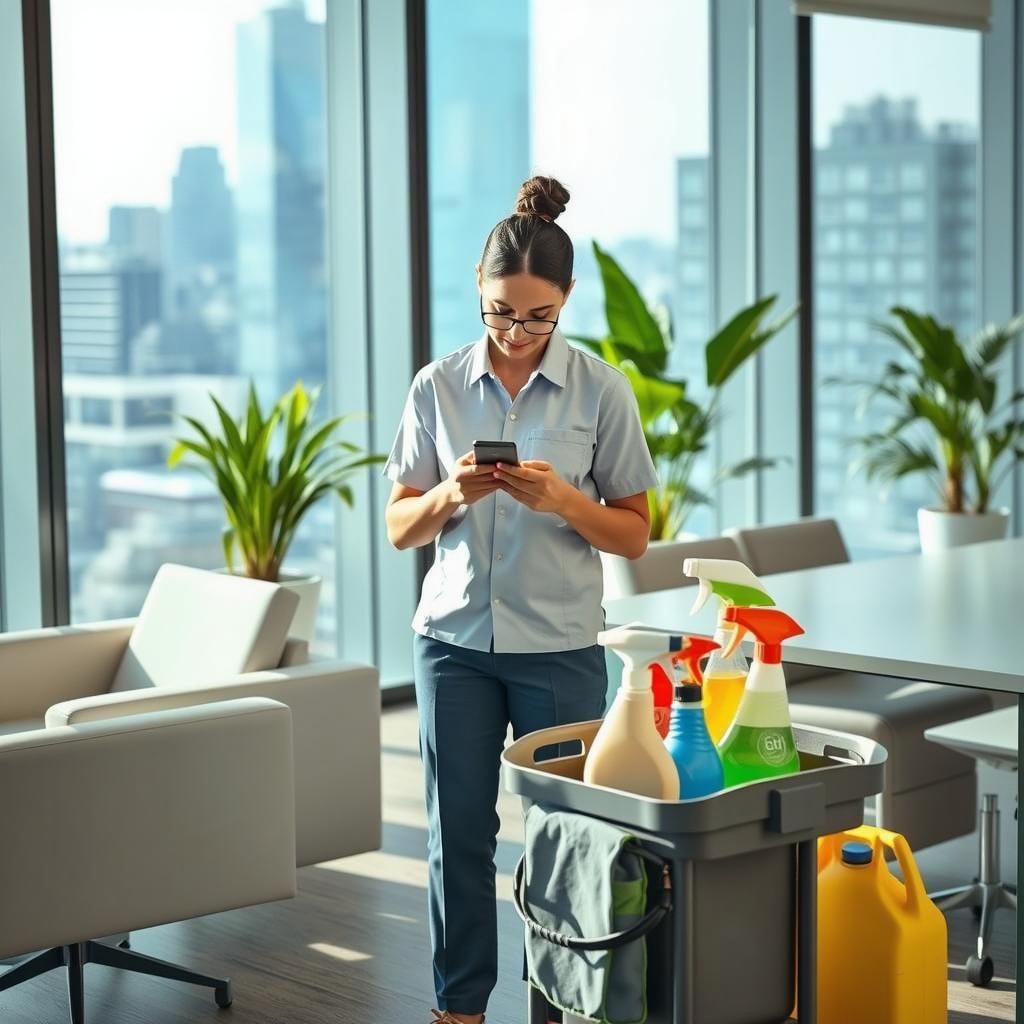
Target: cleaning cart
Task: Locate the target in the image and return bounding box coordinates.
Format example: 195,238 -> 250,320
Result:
502,719 -> 886,1024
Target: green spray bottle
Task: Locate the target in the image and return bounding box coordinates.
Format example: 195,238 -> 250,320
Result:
717,606 -> 805,787
681,557 -> 775,744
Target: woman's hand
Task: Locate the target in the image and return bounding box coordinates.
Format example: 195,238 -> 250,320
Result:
493,460 -> 575,514
445,451 -> 502,507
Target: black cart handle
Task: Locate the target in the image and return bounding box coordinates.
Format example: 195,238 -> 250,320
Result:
513,850 -> 672,952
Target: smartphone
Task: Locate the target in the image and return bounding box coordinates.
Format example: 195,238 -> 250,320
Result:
473,440 -> 520,466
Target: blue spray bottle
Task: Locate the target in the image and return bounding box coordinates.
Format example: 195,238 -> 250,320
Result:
663,636 -> 724,798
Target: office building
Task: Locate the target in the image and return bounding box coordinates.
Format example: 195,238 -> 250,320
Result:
427,0 -> 530,355
814,97 -> 977,553
167,145 -> 235,312
59,248 -> 162,376
235,2 -> 327,403
108,205 -> 162,266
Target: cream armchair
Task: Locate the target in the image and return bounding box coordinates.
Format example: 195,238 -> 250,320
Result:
0,697 -> 297,1022
0,564 -> 382,867
0,563 -> 382,1021
30,624 -> 382,867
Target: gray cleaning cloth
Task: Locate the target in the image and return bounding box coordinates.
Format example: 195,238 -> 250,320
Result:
523,804 -> 650,1024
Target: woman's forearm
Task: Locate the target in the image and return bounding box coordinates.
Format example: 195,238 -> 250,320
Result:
559,489 -> 649,560
386,482 -> 459,549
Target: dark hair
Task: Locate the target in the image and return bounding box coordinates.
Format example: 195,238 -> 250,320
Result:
479,176 -> 574,292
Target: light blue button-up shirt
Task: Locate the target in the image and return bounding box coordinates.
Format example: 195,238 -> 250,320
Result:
384,328 -> 659,654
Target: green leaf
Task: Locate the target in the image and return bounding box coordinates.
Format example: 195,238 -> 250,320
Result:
714,455 -> 788,481
591,240 -> 669,371
208,393 -> 248,465
167,440 -> 189,468
889,307 -> 974,397
854,435 -> 940,488
619,362 -> 685,427
244,382 -> 264,442
971,313 -> 1024,366
221,526 -> 237,575
705,296 -> 798,388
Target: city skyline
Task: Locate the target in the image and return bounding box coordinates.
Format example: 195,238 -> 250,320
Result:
49,0 -> 985,639
51,1 -> 977,247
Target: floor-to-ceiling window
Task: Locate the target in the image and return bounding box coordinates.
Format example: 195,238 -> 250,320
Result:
812,16 -> 981,556
50,0 -> 340,653
427,0 -> 710,390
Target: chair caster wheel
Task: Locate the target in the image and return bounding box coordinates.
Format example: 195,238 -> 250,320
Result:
966,955 -> 994,987
215,981 -> 233,1008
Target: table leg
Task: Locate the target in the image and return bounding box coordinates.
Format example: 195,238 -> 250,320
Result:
797,839 -> 817,1024
1017,696 -> 1023,1023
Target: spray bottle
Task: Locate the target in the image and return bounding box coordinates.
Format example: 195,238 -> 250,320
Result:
682,558 -> 775,744
584,625 -> 684,799
662,636 -> 724,798
717,606 -> 804,787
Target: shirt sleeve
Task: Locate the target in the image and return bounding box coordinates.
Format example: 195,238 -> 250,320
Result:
591,371 -> 660,501
382,368 -> 442,491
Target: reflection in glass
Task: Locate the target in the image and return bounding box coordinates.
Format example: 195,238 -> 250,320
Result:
52,1 -> 336,654
812,17 -> 980,556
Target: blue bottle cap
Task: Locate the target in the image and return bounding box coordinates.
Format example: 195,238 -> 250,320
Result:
841,841 -> 873,865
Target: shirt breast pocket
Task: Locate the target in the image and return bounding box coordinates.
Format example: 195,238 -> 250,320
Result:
524,428 -> 592,487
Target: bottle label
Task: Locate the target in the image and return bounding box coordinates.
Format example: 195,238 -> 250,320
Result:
757,730 -> 793,766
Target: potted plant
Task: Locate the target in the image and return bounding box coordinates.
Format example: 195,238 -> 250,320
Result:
572,241 -> 798,596
168,380 -> 384,641
837,306 -> 1024,553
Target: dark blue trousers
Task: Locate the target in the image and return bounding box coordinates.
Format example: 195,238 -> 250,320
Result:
413,633 -> 608,1015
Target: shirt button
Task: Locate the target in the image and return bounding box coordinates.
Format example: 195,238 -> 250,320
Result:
496,553 -> 504,561
497,507 -> 506,517
494,597 -> 502,605
509,412 -> 518,421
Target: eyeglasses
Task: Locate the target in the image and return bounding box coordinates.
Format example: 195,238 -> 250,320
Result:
480,301 -> 559,337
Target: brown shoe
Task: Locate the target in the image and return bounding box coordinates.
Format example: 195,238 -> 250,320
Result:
429,1012 -> 485,1024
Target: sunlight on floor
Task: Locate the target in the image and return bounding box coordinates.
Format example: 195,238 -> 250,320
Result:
308,941 -> 373,963
321,849 -> 517,902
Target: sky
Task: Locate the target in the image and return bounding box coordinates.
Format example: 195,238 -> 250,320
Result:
50,0 -> 980,246
50,0 -> 324,243
529,0 -> 709,245
812,15 -> 980,145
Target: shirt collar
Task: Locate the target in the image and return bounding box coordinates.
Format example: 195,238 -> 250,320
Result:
466,328 -> 568,390
467,333 -> 492,385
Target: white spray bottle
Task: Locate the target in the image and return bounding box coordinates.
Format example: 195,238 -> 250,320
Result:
583,623 -> 682,799
682,557 -> 775,744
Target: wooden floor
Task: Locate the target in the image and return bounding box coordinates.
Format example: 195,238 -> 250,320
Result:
0,703 -> 1016,1023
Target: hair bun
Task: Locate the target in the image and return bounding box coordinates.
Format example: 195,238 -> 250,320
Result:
515,175 -> 570,222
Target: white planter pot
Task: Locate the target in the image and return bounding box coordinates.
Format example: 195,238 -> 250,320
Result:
917,507 -> 1010,554
217,567 -> 323,643
276,570 -> 323,643
601,535 -> 700,601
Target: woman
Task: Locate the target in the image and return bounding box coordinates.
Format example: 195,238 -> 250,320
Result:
384,176 -> 659,1024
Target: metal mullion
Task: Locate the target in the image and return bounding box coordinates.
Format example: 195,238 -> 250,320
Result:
405,0 -> 433,589
21,0 -> 69,626
796,14 -> 815,518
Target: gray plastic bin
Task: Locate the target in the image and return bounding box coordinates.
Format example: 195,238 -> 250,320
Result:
502,719 -> 887,1024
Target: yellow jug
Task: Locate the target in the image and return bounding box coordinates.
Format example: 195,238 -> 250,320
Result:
816,825 -> 947,1024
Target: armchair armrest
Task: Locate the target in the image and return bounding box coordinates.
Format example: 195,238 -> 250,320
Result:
47,659 -> 382,868
0,698 -> 296,961
0,617 -> 136,721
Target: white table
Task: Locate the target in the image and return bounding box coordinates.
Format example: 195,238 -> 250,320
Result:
605,536 -> 1024,1019
927,707 -> 1019,772
926,706 -> 1018,985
